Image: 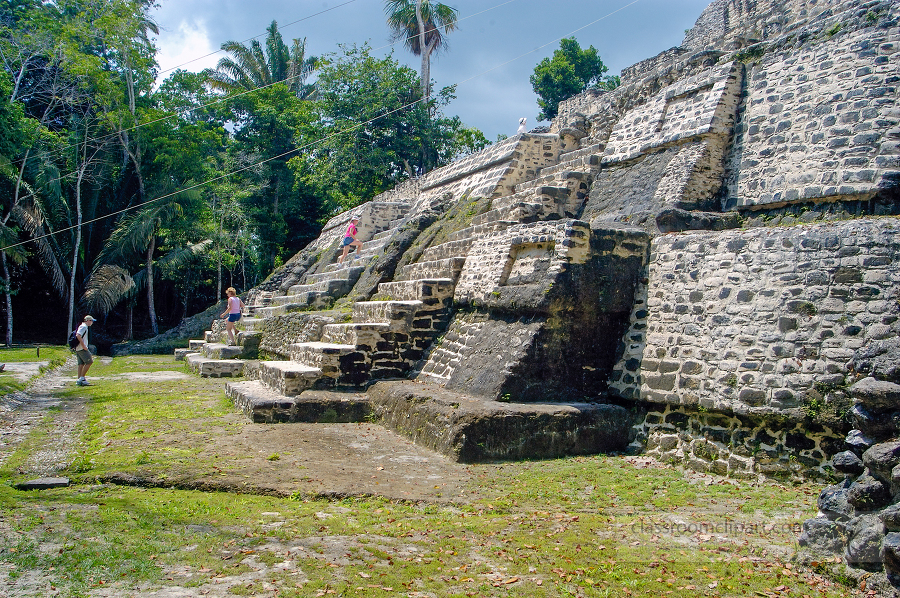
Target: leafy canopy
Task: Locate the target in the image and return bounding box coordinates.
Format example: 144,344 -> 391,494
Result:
529,37 -> 619,121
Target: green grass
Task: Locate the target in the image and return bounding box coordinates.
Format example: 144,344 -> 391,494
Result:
0,345 -> 71,394
0,355 -> 852,598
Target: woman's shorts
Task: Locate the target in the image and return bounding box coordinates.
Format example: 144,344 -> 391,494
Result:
75,349 -> 93,365
343,236 -> 355,246
227,313 -> 241,322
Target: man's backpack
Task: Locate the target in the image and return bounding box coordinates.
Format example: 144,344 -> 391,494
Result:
68,329 -> 79,350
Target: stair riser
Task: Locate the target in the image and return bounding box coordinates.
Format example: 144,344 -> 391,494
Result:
258,365 -> 321,396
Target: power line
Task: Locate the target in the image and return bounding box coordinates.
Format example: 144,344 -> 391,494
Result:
1,0 -> 641,254
8,0 -> 520,182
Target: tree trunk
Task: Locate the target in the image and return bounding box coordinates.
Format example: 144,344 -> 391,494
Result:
216,197 -> 224,298
415,0 -> 430,100
125,303 -> 133,341
69,163 -> 85,331
146,235 -> 158,335
2,252 -> 12,346
2,148 -> 31,347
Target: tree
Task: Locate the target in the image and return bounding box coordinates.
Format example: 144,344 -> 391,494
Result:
384,0 -> 458,101
206,20 -> 318,100
90,188 -> 207,337
529,37 -> 618,121
294,44 -> 488,213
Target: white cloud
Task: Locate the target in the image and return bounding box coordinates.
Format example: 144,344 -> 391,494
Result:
154,19 -> 221,83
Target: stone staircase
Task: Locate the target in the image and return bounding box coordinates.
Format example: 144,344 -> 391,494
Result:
226,278 -> 454,422
173,135 -> 635,461
175,319 -> 261,378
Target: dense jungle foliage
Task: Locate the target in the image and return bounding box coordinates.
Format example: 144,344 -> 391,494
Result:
0,0 -> 489,347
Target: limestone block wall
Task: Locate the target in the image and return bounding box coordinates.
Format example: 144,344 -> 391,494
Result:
416,225 -> 646,402
724,22 -> 900,209
453,220 -> 591,307
609,218 -> 900,417
418,133 -> 562,204
634,404 -> 845,479
257,312 -> 338,357
586,143 -> 707,223
580,61 -> 742,224
601,61 -> 742,165
681,0 -> 859,53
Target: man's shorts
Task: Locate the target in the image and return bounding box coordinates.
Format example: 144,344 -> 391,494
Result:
75,349 -> 93,366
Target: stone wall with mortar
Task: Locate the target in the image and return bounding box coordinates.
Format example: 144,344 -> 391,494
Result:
610,218 -> 900,413
681,0 -> 859,54
633,404 -> 845,480
724,20 -> 900,210
581,61 -> 743,226
257,312 -> 339,358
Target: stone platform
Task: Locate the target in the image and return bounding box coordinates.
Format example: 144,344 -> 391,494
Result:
225,379 -> 633,462
367,380 -> 633,463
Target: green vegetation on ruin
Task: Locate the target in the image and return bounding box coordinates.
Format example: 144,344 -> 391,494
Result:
0,353 -> 855,597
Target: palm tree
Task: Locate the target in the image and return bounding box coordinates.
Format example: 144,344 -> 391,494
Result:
90,189 -> 207,337
206,21 -> 318,99
385,0 -> 458,101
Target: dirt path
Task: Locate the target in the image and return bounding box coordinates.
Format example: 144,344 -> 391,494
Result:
0,358 -> 89,476
1,359 -> 472,501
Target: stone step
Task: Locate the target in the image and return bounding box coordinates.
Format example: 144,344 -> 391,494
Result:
321,322 -> 391,346
396,257 -> 466,282
373,228 -> 393,241
514,169 -> 593,195
360,235 -> 390,253
257,360 -> 323,396
352,300 -> 422,326
420,238 -> 475,262
306,266 -> 365,284
288,342 -> 358,378
238,317 -> 265,332
174,348 -> 199,361
186,353 -> 245,378
203,330 -> 262,351
446,221 -> 517,243
375,279 -> 455,305
286,277 -> 349,297
368,380 -> 632,462
470,199 -> 544,226
556,142 -> 603,163
387,216 -> 407,229
202,343 -> 244,360
226,380 -> 371,424
188,339 -> 206,350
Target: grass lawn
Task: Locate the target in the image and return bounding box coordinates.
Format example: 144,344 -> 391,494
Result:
0,345 -> 70,395
0,353 -> 855,597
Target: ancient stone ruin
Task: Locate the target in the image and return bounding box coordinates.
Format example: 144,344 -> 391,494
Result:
174,0 -> 900,587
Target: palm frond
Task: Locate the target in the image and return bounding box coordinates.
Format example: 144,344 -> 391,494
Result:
0,226 -> 28,267
82,264 -> 135,315
11,203 -> 68,300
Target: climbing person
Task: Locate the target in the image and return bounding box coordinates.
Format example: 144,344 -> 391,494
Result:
219,287 -> 245,346
517,117 -> 527,134
75,315 -> 95,386
339,216 -> 363,265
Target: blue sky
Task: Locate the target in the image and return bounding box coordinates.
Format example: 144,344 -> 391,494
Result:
151,0 -> 713,140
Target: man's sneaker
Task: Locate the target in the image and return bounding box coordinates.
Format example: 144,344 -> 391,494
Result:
76,379 -> 85,386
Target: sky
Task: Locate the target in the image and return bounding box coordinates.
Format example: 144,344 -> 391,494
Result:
150,0 -> 713,141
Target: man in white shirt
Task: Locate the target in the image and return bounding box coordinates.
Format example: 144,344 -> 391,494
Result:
75,315 -> 95,386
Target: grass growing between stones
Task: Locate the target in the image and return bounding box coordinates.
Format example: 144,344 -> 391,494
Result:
0,355 -> 857,598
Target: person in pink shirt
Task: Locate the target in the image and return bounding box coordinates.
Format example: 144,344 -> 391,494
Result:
339,216 -> 363,264
219,287 -> 245,346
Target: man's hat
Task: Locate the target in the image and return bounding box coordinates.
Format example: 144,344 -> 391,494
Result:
84,315 -> 95,322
